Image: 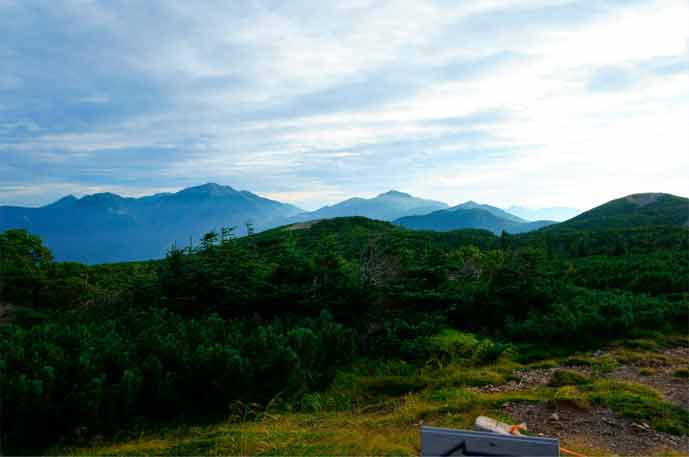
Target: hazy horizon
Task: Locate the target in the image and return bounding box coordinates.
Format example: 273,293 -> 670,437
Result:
6,180 -> 689,215
2,0 -> 688,211
4,179 -> 633,214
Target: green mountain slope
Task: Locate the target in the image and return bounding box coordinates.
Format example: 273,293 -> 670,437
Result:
254,216 -> 499,262
542,193 -> 688,232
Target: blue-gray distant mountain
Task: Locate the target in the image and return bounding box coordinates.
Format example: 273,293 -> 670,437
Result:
292,190 -> 448,222
453,201 -> 527,223
394,204 -> 555,234
0,183 -> 302,264
507,205 -> 581,222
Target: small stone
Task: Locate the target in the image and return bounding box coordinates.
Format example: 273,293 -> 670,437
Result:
537,433 -> 545,437
632,422 -> 649,432
549,412 -> 560,421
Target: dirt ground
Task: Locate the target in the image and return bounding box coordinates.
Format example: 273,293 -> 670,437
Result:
509,400 -> 688,457
472,347 -> 689,456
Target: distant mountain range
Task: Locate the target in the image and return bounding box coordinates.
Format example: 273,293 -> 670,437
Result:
395,193 -> 688,235
506,205 -> 581,222
291,190 -> 448,222
394,206 -> 555,234
0,183 -> 302,263
452,201 -> 527,223
1,185 -> 686,263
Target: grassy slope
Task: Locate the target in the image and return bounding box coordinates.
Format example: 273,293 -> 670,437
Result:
55,334 -> 689,457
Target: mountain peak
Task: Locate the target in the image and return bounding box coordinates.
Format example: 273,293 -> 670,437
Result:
51,194 -> 78,206
177,183 -> 238,196
450,201 -> 526,223
290,190 -> 448,222
377,190 -> 412,199
394,203 -> 555,234
44,194 -> 78,209
82,192 -> 123,201
453,201 -> 482,211
624,193 -> 667,207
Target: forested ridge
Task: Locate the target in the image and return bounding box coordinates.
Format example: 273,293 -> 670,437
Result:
0,195 -> 687,453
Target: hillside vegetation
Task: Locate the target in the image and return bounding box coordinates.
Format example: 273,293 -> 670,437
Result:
543,193 -> 688,232
0,193 -> 687,454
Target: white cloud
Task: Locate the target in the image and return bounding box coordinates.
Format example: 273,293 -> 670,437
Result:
0,0 -> 687,209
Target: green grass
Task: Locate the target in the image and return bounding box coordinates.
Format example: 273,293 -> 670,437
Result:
561,353 -> 619,372
548,369 -> 591,387
585,380 -> 689,435
50,336 -> 689,456
622,338 -> 662,351
55,414 -> 420,456
612,350 -> 673,367
53,377 -> 688,456
427,329 -> 512,365
291,341 -> 521,415
528,359 -> 559,369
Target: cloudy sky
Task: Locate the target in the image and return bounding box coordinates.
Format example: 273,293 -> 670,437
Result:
1,0 -> 688,210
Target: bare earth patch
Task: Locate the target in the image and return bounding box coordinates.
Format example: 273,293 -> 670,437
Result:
508,401 -> 689,457
284,220 -> 323,231
472,347 -> 689,456
625,193 -> 664,206
470,367 -> 591,394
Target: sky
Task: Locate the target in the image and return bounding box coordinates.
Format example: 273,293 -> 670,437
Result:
1,0 -> 688,211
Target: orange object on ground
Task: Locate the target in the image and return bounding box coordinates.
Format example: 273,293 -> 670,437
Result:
474,415 -> 588,457
560,446 -> 588,457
